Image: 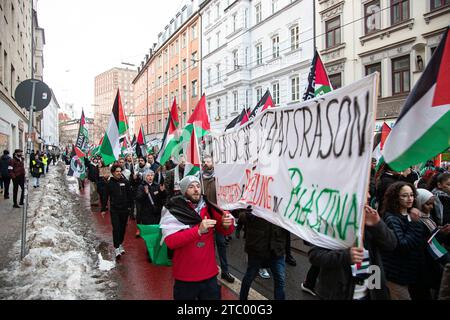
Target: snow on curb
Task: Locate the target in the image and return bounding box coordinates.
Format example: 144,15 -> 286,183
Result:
0,163 -> 116,300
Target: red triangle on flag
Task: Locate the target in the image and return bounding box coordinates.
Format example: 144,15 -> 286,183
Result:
186,125 -> 201,167
380,122 -> 391,151
433,29 -> 450,107
261,94 -> 274,111
137,126 -> 145,145
187,94 -> 210,131
169,98 -> 180,134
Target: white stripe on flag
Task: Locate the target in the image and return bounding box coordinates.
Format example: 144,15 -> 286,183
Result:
383,84 -> 449,163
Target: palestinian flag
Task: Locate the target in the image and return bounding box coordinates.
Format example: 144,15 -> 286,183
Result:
157,98 -> 180,165
136,125 -> 147,158
74,110 -> 89,158
184,123 -> 201,176
372,122 -> 392,167
427,229 -> 448,260
303,50 -> 333,101
383,28 -> 450,171
100,89 -> 127,165
225,107 -> 251,131
248,90 -> 274,121
68,144 -> 86,179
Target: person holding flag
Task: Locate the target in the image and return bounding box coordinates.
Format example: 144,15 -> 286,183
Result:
308,205 -> 397,300
160,175 -> 234,300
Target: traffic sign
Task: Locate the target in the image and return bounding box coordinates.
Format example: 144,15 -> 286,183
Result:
14,79 -> 52,111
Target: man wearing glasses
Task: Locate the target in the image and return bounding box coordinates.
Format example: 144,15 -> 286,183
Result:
101,164 -> 134,259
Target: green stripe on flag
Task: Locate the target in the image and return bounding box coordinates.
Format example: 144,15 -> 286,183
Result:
100,136 -> 116,165
386,111 -> 450,171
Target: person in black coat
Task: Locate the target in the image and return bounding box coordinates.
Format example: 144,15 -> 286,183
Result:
101,164 -> 134,259
0,150 -> 12,199
239,207 -> 288,300
308,205 -> 397,300
86,157 -> 100,206
30,153 -> 44,188
380,181 -> 426,300
135,170 -> 167,225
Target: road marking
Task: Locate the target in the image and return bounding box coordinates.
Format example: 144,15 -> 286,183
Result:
217,266 -> 267,300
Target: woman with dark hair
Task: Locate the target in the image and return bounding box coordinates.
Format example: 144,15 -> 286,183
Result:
380,181 -> 426,300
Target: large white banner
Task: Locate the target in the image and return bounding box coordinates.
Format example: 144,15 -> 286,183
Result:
212,74 -> 378,250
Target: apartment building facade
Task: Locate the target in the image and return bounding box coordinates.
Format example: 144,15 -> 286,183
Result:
133,1 -> 201,140
200,0 -> 314,131
316,0 -> 450,131
93,67 -> 136,143
0,0 -> 45,152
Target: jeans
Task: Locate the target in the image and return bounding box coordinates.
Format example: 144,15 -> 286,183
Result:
173,276 -> 221,300
240,255 -> 286,300
215,233 -> 229,274
33,177 -> 40,187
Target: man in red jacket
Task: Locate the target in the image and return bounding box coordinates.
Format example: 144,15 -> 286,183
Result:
160,175 -> 234,300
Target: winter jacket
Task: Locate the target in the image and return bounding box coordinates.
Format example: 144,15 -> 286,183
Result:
381,212 -> 426,286
243,212 -> 287,260
8,156 -> 25,179
101,176 -> 134,213
432,188 -> 450,227
31,159 -> 44,178
164,196 -> 234,282
135,182 -> 167,225
309,220 -> 397,300
0,155 -> 12,178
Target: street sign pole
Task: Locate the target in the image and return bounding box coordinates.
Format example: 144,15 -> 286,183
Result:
20,80 -> 37,260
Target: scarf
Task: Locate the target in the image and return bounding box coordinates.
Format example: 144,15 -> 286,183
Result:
419,211 -> 438,232
202,168 -> 215,179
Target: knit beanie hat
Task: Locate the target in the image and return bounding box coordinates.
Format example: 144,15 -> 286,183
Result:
179,175 -> 200,195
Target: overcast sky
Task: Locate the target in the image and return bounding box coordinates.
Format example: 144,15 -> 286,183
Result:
37,0 -> 187,118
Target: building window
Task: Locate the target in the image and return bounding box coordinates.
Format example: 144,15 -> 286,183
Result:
182,85 -> 187,101
365,63 -> 382,96
326,17 -> 341,48
216,64 -> 221,82
255,3 -> 262,24
158,119 -> 162,132
165,95 -> 168,108
256,87 -> 262,102
272,35 -> 280,58
216,99 -> 221,118
192,52 -> 198,68
291,77 -> 300,101
391,0 -> 409,25
182,59 -> 187,73
216,3 -> 220,20
232,13 -> 237,32
216,31 -> 221,47
256,44 -> 263,65
431,0 -> 450,10
365,1 -> 381,35
207,68 -> 211,87
191,24 -> 197,39
233,50 -> 239,70
290,25 -> 299,51
233,91 -> 238,112
392,55 -> 410,94
192,80 -> 198,97
272,0 -> 278,14
182,33 -> 187,48
272,82 -> 279,106
329,73 -> 342,89
208,102 -> 212,117
158,98 -> 162,111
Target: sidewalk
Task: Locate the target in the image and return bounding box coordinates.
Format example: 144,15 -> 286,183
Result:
80,181 -> 238,300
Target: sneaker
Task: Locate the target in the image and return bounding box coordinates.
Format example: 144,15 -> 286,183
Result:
285,255 -> 297,266
114,248 -> 121,259
13,204 -> 20,208
301,282 -> 317,296
259,268 -> 270,279
19,202 -> 24,205
119,244 -> 125,255
221,272 -> 235,283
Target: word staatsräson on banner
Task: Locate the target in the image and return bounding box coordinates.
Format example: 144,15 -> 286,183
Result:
212,73 -> 379,250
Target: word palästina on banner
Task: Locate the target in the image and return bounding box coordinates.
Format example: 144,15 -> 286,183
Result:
213,91 -> 370,164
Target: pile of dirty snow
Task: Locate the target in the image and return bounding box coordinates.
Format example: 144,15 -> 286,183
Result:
0,163 -> 117,300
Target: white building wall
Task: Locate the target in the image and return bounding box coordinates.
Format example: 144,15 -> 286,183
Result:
201,0 -> 314,132
42,93 -> 60,147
